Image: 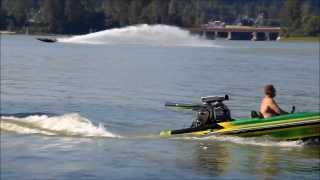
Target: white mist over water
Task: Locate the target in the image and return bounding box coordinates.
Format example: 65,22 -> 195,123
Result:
58,24 -> 217,47
1,113 -> 118,138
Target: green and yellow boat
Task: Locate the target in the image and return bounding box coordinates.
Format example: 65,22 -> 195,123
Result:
160,95 -> 320,141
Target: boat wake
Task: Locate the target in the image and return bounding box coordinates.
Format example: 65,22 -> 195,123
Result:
58,24 -> 217,47
172,135 -> 306,148
1,112 -> 316,147
0,113 -> 119,138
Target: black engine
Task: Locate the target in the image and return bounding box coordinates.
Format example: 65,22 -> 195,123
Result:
191,95 -> 231,128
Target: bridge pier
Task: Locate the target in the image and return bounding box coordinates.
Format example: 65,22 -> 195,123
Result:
227,32 -> 232,40
251,32 -> 272,41
203,31 -> 216,39
251,32 -> 257,41
214,31 -> 218,39
265,32 -> 270,41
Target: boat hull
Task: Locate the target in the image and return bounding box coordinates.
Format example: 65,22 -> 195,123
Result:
214,120 -> 320,141
160,112 -> 320,141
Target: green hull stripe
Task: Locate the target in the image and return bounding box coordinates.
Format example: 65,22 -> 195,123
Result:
232,123 -> 320,140
231,112 -> 319,126
218,116 -> 320,132
160,112 -> 320,140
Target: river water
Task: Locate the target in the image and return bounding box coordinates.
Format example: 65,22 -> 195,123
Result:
1,25 -> 319,180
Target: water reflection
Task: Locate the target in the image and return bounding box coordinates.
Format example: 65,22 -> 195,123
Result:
254,147 -> 280,179
191,142 -> 232,176
189,141 -> 320,178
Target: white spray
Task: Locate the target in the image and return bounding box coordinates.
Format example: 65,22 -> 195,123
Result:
1,113 -> 119,138
58,24 -> 217,47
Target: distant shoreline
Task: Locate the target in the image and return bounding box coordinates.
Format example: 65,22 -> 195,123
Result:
2,30 -> 319,43
280,36 -> 320,42
0,31 -> 16,35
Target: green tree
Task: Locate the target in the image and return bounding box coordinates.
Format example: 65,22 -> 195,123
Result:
139,0 -> 169,24
2,0 -> 32,29
128,1 -> 143,24
42,0 -> 65,33
0,1 -> 8,29
1,0 -> 319,36
64,0 -> 86,34
281,0 -> 302,35
104,0 -> 129,27
168,0 -> 183,26
303,15 -> 320,36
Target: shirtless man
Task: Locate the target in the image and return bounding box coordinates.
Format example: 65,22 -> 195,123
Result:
260,84 -> 288,118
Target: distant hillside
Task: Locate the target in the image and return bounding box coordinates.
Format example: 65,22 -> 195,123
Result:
1,0 -> 319,37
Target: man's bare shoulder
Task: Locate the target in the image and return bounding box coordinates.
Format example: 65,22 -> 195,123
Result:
262,96 -> 274,103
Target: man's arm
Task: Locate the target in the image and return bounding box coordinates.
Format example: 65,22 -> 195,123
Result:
269,99 -> 288,114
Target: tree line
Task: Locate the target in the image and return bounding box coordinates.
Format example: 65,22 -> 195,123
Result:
1,0 -> 319,37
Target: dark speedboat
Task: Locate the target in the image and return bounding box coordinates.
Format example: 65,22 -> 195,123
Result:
37,37 -> 57,43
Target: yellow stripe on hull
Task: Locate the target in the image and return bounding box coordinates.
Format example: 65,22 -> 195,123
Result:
217,116 -> 320,133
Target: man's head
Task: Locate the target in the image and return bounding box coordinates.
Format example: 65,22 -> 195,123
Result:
264,84 -> 276,97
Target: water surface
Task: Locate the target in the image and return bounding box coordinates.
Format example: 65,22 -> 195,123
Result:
1,26 -> 319,180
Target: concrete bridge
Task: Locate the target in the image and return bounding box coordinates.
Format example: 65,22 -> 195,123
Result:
189,26 -> 281,41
